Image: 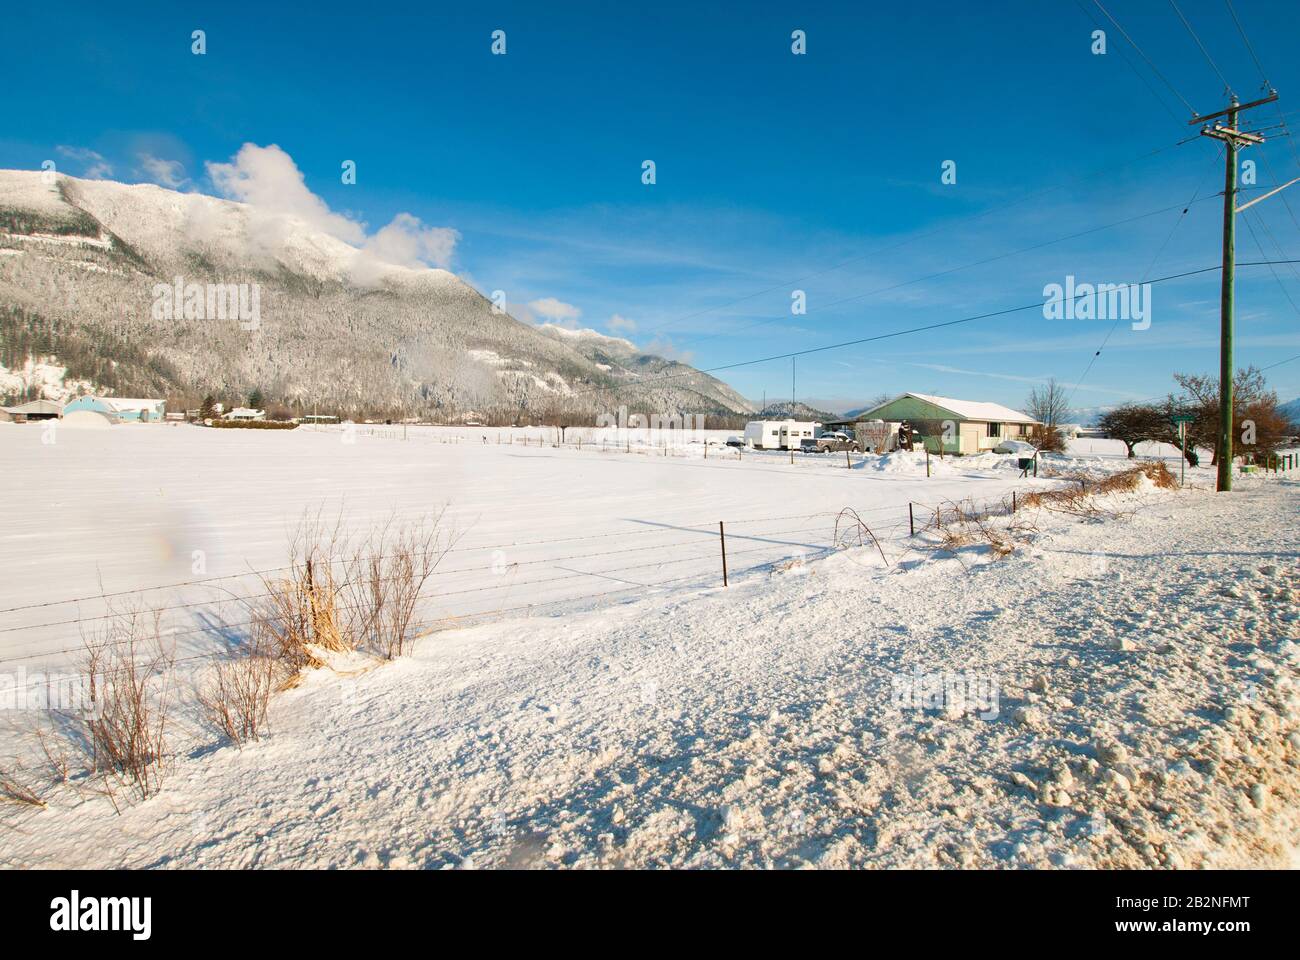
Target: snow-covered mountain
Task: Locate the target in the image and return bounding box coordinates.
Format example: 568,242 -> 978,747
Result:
753,401 -> 840,422
1281,397 -> 1300,426
0,171 -> 753,420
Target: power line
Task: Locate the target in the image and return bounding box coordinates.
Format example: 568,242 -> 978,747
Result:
1091,0 -> 1199,116
634,136 -> 1196,344
1242,212 -> 1300,320
1073,0 -> 1184,128
1217,0 -> 1300,256
1223,0 -> 1270,87
1260,352 -> 1300,372
1067,146 -> 1226,409
676,187 -> 1217,353
575,192 -> 1235,405
1167,0 -> 1236,97
570,260 -> 1300,403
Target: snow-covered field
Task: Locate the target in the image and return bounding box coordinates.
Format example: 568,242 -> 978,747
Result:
1,422 -> 1297,868
0,421 -> 1093,670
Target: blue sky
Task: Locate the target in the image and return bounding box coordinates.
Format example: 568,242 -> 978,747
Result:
4,0 -> 1299,412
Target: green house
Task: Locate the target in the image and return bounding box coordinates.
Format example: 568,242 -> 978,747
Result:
853,393 -> 1038,455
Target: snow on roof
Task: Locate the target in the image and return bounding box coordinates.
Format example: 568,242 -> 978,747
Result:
2,399 -> 63,415
865,393 -> 1037,424
98,398 -> 164,412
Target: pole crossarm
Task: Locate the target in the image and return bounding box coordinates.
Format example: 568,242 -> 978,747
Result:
1201,126 -> 1266,145
1189,92 -> 1277,125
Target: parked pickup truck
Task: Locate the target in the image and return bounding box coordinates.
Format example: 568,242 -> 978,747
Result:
800,435 -> 861,453
815,433 -> 861,452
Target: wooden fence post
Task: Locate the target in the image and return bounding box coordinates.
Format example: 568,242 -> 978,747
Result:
719,521 -> 729,587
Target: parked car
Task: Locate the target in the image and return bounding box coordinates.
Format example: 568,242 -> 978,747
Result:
799,438 -> 824,453
994,439 -> 1036,455
725,436 -> 745,448
817,437 -> 861,452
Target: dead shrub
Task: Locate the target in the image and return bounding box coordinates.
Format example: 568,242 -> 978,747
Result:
1020,462 -> 1176,517
1098,459 -> 1178,493
80,608 -> 175,803
833,507 -> 890,566
928,497 -> 1038,562
197,642 -> 277,747
1019,486 -> 1095,514
340,512 -> 450,660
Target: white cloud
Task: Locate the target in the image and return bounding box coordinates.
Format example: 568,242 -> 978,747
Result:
56,146 -> 112,179
527,297 -> 583,328
643,336 -> 694,364
207,143 -> 365,244
205,143 -> 458,282
352,213 -> 459,284
136,153 -> 188,189
607,313 -> 637,333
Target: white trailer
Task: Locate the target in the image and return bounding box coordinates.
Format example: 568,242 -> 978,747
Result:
743,420 -> 818,450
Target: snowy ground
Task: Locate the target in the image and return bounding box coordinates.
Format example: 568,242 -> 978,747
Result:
1,429 -> 1297,867
1,421 -> 1105,671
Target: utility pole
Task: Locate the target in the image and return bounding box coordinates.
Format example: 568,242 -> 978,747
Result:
1193,91 -> 1275,491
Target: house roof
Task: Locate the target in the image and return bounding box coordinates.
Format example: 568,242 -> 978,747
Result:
1,399 -> 64,415
101,398 -> 164,412
70,397 -> 164,412
859,392 -> 1037,425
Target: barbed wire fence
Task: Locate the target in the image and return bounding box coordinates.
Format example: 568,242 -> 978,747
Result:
0,459 -> 1225,687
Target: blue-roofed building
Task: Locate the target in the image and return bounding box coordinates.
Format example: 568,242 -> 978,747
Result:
62,396 -> 166,422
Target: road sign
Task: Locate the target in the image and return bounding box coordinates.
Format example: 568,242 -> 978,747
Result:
1170,414 -> 1196,424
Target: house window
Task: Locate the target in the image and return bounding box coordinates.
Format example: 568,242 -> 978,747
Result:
988,422 -> 1001,437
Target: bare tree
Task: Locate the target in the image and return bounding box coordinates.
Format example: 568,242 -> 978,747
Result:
1025,379 -> 1069,452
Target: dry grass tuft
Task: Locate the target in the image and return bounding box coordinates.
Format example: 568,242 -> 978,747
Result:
1020,461 -> 1176,516
249,509 -> 453,684
0,765 -> 47,808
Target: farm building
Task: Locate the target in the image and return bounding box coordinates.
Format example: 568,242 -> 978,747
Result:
0,399 -> 63,422
62,396 -> 166,422
743,419 -> 819,450
226,407 -> 265,421
851,393 -> 1037,455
